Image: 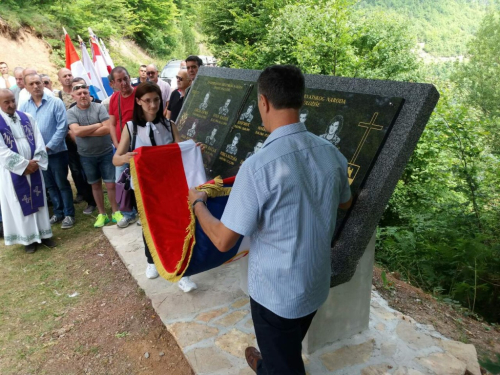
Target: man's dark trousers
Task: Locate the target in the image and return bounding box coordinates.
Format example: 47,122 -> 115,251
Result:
66,138 -> 96,206
250,298 -> 316,374
42,151 -> 75,219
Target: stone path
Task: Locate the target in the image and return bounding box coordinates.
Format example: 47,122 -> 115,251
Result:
103,224 -> 481,375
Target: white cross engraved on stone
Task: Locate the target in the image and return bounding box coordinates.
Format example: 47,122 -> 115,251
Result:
22,195 -> 31,203
33,186 -> 41,196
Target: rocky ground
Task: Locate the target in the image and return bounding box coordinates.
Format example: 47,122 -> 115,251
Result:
372,267 -> 500,373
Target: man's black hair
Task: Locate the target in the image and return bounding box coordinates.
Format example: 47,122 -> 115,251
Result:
110,66 -> 130,81
257,65 -> 305,110
300,107 -> 309,115
185,55 -> 203,67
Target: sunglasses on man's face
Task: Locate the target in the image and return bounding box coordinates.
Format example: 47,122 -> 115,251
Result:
176,76 -> 184,81
146,71 -> 157,76
72,84 -> 88,91
43,81 -> 50,85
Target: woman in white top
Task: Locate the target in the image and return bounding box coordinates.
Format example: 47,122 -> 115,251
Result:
112,82 -> 198,293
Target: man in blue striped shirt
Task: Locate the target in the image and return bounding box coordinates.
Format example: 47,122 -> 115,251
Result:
189,65 -> 352,374
20,74 -> 75,229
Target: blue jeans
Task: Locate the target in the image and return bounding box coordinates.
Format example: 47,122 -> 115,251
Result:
42,151 -> 75,218
80,152 -> 116,184
115,163 -> 136,219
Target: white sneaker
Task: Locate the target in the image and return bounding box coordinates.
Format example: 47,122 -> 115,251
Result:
145,263 -> 159,279
117,215 -> 138,228
178,276 -> 197,293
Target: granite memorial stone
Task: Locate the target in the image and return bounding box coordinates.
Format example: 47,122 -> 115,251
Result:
177,67 -> 438,288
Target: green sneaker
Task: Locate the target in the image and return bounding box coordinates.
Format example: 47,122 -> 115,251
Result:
112,211 -> 124,224
94,214 -> 110,228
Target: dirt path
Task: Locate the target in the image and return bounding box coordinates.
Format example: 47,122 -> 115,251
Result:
36,232 -> 193,375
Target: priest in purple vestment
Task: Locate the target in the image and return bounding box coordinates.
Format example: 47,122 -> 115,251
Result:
0,89 -> 55,253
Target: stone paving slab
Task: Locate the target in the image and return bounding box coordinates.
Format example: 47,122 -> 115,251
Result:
104,224 -> 481,375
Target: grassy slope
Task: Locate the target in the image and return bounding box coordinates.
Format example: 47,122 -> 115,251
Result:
0,5 -> 167,76
0,199 -> 192,374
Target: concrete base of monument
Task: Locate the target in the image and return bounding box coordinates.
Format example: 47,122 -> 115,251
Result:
103,224 -> 481,375
304,231 -> 376,354
238,232 -> 375,355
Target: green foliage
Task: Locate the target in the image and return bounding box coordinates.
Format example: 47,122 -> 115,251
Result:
480,353 -> 500,374
378,81 -> 500,322
0,0 -> 199,64
200,0 -> 292,49
126,0 -> 177,55
453,11 -> 500,117
380,271 -> 394,290
358,0 -> 497,56
202,0 -> 420,81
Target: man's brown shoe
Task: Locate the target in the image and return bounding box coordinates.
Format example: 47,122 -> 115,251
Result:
245,346 -> 262,373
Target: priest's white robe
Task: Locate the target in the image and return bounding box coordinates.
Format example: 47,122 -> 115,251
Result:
0,110 -> 52,246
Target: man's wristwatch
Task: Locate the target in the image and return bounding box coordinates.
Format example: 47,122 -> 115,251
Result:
192,198 -> 207,211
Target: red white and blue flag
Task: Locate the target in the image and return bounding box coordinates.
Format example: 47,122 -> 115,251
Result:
64,33 -> 105,100
80,40 -> 108,100
89,31 -> 113,96
130,140 -> 250,281
99,38 -> 115,72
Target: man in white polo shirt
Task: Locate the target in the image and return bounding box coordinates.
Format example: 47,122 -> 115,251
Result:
145,64 -> 171,110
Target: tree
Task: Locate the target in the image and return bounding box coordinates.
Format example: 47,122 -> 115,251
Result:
378,82 -> 500,322
199,0 -> 293,65
204,0 -> 420,81
454,11 -> 500,116
126,0 -> 178,55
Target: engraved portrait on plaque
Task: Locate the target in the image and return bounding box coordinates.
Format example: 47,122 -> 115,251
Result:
319,115 -> 343,146
245,139 -> 264,159
199,92 -> 210,110
299,108 -> 309,124
225,133 -> 241,156
205,125 -> 219,146
186,120 -> 197,138
239,101 -> 256,123
218,98 -> 232,116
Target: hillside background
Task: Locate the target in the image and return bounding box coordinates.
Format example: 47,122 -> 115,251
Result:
0,0 -> 200,76
359,0 -> 491,56
0,0 -> 499,369
0,0 -> 494,70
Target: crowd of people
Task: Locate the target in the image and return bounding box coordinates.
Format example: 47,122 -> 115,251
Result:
2,55 -> 354,373
0,55 -> 204,291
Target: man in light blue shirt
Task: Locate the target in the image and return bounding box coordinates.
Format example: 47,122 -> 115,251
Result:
20,73 -> 75,229
189,65 -> 352,374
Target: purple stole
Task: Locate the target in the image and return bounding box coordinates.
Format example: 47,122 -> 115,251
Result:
0,111 -> 45,216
